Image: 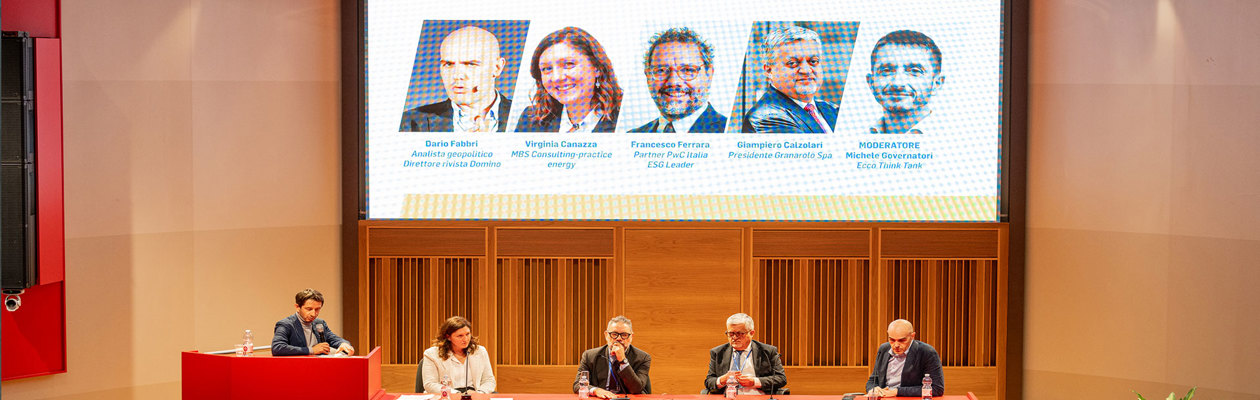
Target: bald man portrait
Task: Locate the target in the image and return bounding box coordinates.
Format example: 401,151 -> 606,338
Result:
400,26 -> 513,132
865,319 -> 945,398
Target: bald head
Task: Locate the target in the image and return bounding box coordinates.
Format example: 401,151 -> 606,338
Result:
438,26 -> 505,110
886,319 -> 916,355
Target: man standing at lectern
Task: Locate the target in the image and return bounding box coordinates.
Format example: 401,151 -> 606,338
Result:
273,288 -> 356,356
865,319 -> 944,397
574,316 -> 652,398
703,313 -> 787,395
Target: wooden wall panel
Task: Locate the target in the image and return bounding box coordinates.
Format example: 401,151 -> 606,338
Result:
495,258 -> 611,366
363,257 -> 481,364
358,221 -> 1007,398
369,228 -> 486,257
623,229 -> 744,395
883,259 -> 999,367
881,229 -> 999,259
753,230 -> 870,257
757,258 -> 871,367
497,229 -> 615,257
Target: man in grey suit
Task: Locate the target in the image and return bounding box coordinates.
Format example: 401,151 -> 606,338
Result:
704,313 -> 787,395
865,319 -> 944,397
573,316 -> 652,398
742,25 -> 838,133
399,26 -> 512,132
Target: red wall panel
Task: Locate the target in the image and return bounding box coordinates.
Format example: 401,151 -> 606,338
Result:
1,0 -> 60,38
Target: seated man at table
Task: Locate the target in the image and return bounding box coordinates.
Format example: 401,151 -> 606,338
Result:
573,316 -> 652,398
272,288 -> 356,356
704,313 -> 787,395
865,319 -> 944,397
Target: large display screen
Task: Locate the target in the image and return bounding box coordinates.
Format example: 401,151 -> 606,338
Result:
365,0 -> 1004,221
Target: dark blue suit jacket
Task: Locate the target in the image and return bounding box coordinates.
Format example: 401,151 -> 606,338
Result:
864,341 -> 945,397
741,87 -> 838,133
514,105 -> 618,132
271,313 -> 350,356
399,95 -> 512,132
629,104 -> 728,133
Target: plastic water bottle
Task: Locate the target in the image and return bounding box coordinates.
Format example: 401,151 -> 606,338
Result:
577,371 -> 590,399
725,374 -> 739,399
577,368 -> 589,396
241,330 -> 254,356
440,375 -> 452,400
921,374 -> 933,399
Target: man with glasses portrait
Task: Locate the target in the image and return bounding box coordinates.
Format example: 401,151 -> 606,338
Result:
573,316 -> 652,398
630,27 -> 728,133
703,313 -> 788,395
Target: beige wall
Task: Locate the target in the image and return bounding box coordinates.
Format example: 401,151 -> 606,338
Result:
1,1 -> 342,399
1027,1 -> 1259,399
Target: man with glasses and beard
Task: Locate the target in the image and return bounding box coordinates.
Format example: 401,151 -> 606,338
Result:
630,27 -> 727,133
703,313 -> 787,395
573,316 -> 652,398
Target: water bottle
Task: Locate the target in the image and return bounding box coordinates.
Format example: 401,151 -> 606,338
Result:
921,373 -> 933,399
440,375 -> 453,400
577,371 -> 590,399
725,374 -> 739,399
241,330 -> 254,356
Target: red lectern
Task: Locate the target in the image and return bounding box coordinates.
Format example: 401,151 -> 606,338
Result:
182,347 -> 385,400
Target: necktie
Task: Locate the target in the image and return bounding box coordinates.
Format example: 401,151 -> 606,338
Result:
663,122 -> 676,133
803,103 -> 833,134
731,350 -> 745,372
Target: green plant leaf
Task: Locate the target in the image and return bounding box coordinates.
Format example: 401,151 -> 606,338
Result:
1182,387 -> 1197,400
1132,389 -> 1147,400
1165,393 -> 1175,400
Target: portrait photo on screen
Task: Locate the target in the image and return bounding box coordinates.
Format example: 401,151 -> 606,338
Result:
510,25 -> 624,133
619,21 -> 751,134
399,19 -> 530,132
733,21 -> 859,134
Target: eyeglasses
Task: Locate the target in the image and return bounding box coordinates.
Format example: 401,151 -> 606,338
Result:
648,64 -> 706,81
607,332 -> 633,340
724,331 -> 749,339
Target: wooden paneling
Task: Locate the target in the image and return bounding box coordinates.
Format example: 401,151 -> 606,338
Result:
881,230 -> 999,259
624,229 -> 744,395
497,229 -> 615,257
883,260 -> 999,367
369,228 -> 486,257
363,257 -> 481,364
753,230 -> 870,258
495,258 -> 612,365
757,258 -> 871,367
382,364 -> 419,394
495,365 -> 583,393
357,221 -> 1008,399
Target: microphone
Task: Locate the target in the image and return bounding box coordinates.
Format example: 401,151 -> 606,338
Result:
314,322 -> 326,344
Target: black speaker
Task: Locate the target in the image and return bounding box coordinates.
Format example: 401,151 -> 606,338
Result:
1,31 -> 38,291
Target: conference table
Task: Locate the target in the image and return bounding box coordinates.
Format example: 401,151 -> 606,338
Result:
376,394 -> 980,400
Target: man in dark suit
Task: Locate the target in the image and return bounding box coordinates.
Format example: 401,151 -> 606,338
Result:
704,313 -> 787,395
742,25 -> 838,133
865,319 -> 944,397
631,27 -> 727,133
272,288 -> 354,356
573,316 -> 651,398
399,26 -> 511,132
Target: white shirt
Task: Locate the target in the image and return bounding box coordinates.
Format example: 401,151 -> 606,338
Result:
451,95 -> 501,132
651,104 -> 707,133
422,345 -> 497,394
559,108 -> 604,133
722,342 -> 765,395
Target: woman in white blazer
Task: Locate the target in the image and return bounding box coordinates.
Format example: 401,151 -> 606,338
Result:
421,316 -> 497,394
